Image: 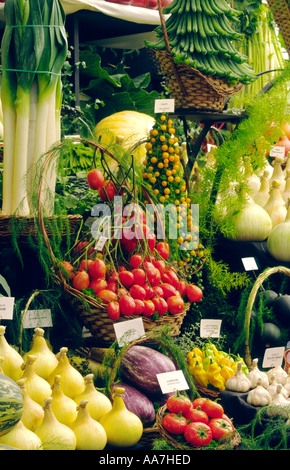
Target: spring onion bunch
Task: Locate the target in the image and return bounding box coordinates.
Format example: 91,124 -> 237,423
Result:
1,0 -> 68,216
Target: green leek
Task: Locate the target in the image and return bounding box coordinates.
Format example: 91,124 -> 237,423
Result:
1,0 -> 67,216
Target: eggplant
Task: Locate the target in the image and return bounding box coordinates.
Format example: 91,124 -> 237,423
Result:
273,294 -> 290,327
112,382 -> 155,424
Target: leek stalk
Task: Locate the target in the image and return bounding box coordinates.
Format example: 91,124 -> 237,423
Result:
1,0 -> 67,216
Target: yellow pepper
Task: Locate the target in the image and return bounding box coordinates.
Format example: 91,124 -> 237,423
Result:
187,352 -> 199,368
191,361 -> 209,388
191,347 -> 203,360
220,364 -> 235,381
206,360 -> 225,390
219,356 -> 233,368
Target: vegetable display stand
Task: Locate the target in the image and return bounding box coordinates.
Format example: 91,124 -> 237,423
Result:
156,403 -> 241,450
102,330 -> 198,448
244,266 -> 290,367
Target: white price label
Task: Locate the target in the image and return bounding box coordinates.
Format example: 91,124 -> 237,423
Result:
21,309 -> 53,329
114,318 -> 145,347
269,146 -> 285,159
95,236 -> 107,251
157,370 -> 189,394
200,319 -> 222,338
154,99 -> 175,114
262,346 -> 285,369
0,297 -> 15,320
241,257 -> 259,271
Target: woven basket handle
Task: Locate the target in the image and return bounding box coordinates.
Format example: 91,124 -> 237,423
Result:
156,0 -> 188,96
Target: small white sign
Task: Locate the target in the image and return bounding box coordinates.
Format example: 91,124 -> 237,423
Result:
241,257 -> 259,271
0,297 -> 15,320
200,319 -> 222,338
114,318 -> 145,347
95,236 -> 107,251
157,370 -> 189,394
82,326 -> 92,338
269,146 -> 285,159
154,99 -> 175,114
262,346 -> 285,369
22,309 -> 53,329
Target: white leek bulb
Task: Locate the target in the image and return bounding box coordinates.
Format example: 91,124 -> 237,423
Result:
50,375 -> 78,426
267,200 -> 290,261
264,180 -> 287,227
70,400 -> 107,450
0,420 -> 42,450
253,171 -> 270,207
0,325 -> 23,381
227,195 -> 272,242
282,171 -> 290,202
269,157 -> 285,192
34,397 -> 76,450
74,374 -> 112,420
47,347 -> 85,399
23,328 -> 58,380
243,157 -> 261,194
16,378 -> 44,432
20,355 -> 51,405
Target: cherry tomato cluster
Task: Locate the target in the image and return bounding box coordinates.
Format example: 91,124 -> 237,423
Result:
162,395 -> 235,448
87,167 -> 118,202
62,243 -> 203,322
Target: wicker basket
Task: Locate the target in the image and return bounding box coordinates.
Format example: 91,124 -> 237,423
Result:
267,0 -> 290,55
150,0 -> 244,112
104,331 -> 198,448
156,403 -> 241,450
244,265 -> 290,367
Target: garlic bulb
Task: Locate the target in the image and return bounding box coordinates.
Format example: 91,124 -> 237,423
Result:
225,362 -> 251,392
267,377 -> 289,399
253,171 -> 270,207
267,365 -> 288,385
269,157 -> 285,191
247,358 -> 269,389
227,195 -> 272,242
34,397 -> 76,450
284,372 -> 290,395
0,420 -> 42,450
0,325 -> 23,381
247,379 -> 272,407
16,378 -> 44,432
267,199 -> 290,262
70,400 -> 107,450
264,180 -> 287,227
282,171 -> 290,202
74,374 -> 112,421
20,355 -> 51,405
266,384 -> 290,418
50,375 -> 78,426
47,347 -> 85,399
23,328 -> 58,380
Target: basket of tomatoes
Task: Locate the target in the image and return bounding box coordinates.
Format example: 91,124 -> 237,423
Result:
156,394 -> 241,450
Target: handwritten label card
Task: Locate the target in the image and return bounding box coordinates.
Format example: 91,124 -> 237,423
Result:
241,257 -> 259,271
157,370 -> 189,394
154,99 -> 175,114
0,297 -> 15,320
262,346 -> 285,369
200,319 -> 222,338
114,318 -> 145,347
22,309 -> 53,329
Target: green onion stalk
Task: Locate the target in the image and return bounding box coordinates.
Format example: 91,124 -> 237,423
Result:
0,0 -> 68,216
229,3 -> 285,110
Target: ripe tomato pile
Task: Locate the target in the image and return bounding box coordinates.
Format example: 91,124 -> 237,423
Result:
162,395 -> 235,448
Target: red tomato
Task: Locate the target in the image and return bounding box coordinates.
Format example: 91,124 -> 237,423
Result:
184,406 -> 209,425
89,278 -> 107,294
119,270 -> 134,288
166,393 -> 192,415
162,413 -> 188,435
119,295 -> 136,316
134,299 -> 145,315
130,254 -> 143,269
151,268 -> 161,286
147,232 -> 156,252
152,285 -> 163,297
186,284 -> 203,302
161,268 -> 180,288
152,258 -> 166,274
156,241 -> 170,260
72,271 -> 90,291
222,414 -> 235,430
87,168 -> 105,190
191,397 -> 208,409
107,302 -> 120,321
132,268 -> 146,286
118,288 -> 128,298
143,261 -> 157,285
184,422 -> 212,447
118,265 -> 126,272
208,418 -> 233,442
143,283 -> 154,299
98,180 -> 116,201
122,238 -> 137,253
129,284 -> 146,300
143,300 -> 155,317
152,297 -> 168,316
167,295 -> 184,314
74,241 -> 94,255
79,259 -> 94,271
106,281 -> 118,293
97,289 -> 118,304
61,261 -> 75,280
88,259 -> 106,279
200,399 -> 224,419
178,280 -> 187,297
159,283 -> 177,299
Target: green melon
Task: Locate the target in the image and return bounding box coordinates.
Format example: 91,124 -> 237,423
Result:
0,373 -> 24,437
